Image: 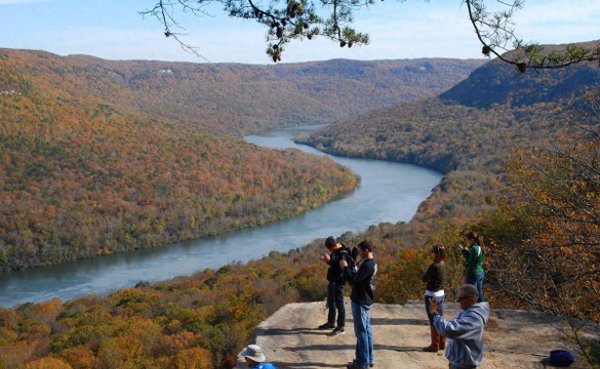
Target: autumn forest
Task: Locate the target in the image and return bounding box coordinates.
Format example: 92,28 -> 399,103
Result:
0,41 -> 599,369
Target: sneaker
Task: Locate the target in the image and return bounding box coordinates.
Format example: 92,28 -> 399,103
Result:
318,322 -> 335,330
351,359 -> 374,368
346,364 -> 368,369
328,326 -> 345,336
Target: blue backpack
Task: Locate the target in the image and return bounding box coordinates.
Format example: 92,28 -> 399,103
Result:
546,349 -> 575,367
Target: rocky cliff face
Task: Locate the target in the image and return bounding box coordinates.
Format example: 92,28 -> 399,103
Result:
235,300 -> 599,369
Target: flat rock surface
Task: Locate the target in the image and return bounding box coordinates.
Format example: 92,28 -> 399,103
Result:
235,300 -> 599,369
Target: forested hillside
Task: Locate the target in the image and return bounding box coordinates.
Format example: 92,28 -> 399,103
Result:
0,49 -> 486,271
1,139 -> 597,369
297,48 -> 599,334
0,45 -> 597,369
0,51 -> 359,272
299,54 -> 600,246
440,57 -> 600,108
1,49 -> 483,135
0,227 -> 469,369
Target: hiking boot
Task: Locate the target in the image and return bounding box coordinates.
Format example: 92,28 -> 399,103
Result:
422,344 -> 438,352
422,325 -> 439,352
438,333 -> 446,350
318,322 -> 335,330
328,326 -> 345,336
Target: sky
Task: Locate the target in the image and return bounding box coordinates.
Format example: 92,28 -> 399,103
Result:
0,0 -> 599,64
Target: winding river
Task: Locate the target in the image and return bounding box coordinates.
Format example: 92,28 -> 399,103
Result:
0,125 -> 442,307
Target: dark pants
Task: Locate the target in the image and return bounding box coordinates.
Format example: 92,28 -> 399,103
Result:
327,282 -> 345,327
466,272 -> 485,302
449,364 -> 476,369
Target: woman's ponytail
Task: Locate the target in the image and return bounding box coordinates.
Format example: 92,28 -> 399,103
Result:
466,231 -> 484,252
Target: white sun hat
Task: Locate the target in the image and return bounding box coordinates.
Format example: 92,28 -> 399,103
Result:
241,344 -> 267,363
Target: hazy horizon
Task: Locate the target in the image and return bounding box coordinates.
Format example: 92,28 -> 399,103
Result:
1,46 -> 492,65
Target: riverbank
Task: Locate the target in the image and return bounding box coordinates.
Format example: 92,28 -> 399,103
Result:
0,128 -> 441,307
0,234 -> 458,369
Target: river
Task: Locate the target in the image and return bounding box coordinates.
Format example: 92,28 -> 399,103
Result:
0,125 -> 442,307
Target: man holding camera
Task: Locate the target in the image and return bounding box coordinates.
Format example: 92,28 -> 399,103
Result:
430,284 -> 490,369
319,236 -> 350,336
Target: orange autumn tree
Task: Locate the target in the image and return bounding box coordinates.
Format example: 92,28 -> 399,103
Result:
486,89 -> 599,322
25,357 -> 73,369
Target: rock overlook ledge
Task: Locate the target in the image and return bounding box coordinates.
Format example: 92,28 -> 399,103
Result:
235,300 -> 599,369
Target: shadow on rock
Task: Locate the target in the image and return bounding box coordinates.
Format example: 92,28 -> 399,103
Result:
374,344 -> 424,352
276,362 -> 348,369
257,327 -> 330,336
371,318 -> 428,326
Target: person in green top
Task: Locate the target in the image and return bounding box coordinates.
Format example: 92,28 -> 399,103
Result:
461,231 -> 485,302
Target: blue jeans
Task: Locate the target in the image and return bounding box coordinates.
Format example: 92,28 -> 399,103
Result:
466,272 -> 484,302
351,301 -> 373,368
327,282 -> 345,327
424,295 -> 445,324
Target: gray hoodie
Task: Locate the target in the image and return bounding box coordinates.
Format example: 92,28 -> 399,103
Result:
433,302 -> 490,368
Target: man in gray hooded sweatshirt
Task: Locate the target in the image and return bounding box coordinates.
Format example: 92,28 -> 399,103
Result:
430,284 -> 490,369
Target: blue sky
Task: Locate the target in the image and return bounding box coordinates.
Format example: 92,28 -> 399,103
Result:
0,0 -> 598,64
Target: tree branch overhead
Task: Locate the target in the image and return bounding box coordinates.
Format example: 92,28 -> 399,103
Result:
141,0 -> 600,70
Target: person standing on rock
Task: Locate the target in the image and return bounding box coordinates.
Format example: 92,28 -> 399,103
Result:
341,240 -> 377,369
241,344 -> 277,369
422,245 -> 447,352
461,231 -> 485,302
430,284 -> 490,369
319,236 -> 352,336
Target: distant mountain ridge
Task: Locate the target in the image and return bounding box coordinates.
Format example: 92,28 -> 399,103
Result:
1,49 -> 484,135
299,41 -> 600,245
302,41 -> 600,173
440,43 -> 600,108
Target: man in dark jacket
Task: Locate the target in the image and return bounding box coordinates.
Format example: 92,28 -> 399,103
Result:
319,236 -> 351,336
341,240 -> 377,369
